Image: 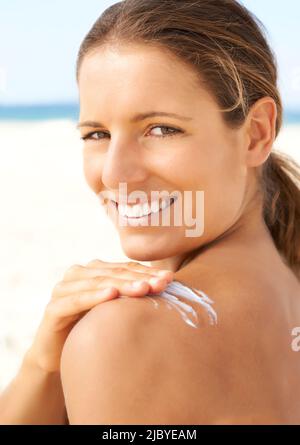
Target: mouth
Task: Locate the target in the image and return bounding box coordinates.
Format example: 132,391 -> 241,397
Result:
112,196 -> 178,224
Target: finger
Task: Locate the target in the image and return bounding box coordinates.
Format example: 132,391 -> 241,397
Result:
52,275 -> 160,299
46,287 -> 119,320
121,261 -> 174,282
62,263 -> 146,282
63,265 -> 161,283
86,260 -> 174,282
62,267 -> 170,294
61,263 -> 173,292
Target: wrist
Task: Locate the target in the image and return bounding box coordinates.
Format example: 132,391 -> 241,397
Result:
22,348 -> 59,376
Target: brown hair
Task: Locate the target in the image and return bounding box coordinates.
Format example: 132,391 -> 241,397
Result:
76,0 -> 300,277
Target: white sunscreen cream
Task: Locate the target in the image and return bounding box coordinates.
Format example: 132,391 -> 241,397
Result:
145,280 -> 218,328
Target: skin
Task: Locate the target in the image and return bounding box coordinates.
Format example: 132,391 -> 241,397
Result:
78,43 -> 279,272
3,43 -> 299,424
60,264 -> 300,424
0,259 -> 175,425
60,44 -> 300,424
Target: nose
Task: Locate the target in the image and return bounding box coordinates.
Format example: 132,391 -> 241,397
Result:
101,139 -> 149,190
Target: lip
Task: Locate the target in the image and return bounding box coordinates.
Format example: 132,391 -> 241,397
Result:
112,195 -> 176,206
113,196 -> 177,226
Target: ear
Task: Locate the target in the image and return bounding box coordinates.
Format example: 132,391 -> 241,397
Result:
244,97 -> 277,167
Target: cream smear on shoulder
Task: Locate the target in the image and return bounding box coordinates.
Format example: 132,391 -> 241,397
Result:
145,280 -> 218,328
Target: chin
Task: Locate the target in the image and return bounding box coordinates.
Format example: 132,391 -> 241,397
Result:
119,237 -> 169,262
121,245 -> 166,262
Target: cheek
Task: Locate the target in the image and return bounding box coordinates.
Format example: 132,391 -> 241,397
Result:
147,145 -> 202,191
201,151 -> 247,229
162,142 -> 224,191
83,151 -> 104,193
178,141 -> 246,222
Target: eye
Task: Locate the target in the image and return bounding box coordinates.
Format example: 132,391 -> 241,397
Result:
81,131 -> 107,142
80,125 -> 183,142
147,125 -> 183,138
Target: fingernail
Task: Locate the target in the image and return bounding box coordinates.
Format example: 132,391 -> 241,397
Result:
156,270 -> 173,282
132,280 -> 147,288
104,287 -> 117,295
108,287 -> 118,293
157,270 -> 172,277
149,277 -> 166,286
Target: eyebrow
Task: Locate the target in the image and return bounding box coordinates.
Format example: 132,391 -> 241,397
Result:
76,111 -> 192,129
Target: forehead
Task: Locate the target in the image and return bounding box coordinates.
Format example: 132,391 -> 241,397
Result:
78,45 -> 213,114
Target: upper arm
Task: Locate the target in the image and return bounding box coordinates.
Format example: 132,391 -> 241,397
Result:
59,269 -> 283,425
59,294 -> 227,425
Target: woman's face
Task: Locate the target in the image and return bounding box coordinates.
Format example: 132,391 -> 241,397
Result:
77,44 -> 251,262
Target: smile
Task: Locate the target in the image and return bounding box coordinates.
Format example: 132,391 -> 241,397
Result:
112,196 -> 177,222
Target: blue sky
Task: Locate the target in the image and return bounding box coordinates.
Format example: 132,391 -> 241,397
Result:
0,0 -> 299,109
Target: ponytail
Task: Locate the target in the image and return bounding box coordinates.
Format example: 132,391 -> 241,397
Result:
262,150 -> 300,278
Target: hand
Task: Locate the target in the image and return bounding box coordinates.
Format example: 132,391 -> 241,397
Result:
24,260 -> 174,373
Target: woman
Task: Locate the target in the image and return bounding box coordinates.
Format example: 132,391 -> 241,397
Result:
1,0 -> 300,425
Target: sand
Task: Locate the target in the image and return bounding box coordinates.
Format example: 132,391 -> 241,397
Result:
0,119 -> 299,390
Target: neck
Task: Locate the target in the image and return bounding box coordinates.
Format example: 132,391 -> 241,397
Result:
150,253 -> 190,273
150,199 -> 282,273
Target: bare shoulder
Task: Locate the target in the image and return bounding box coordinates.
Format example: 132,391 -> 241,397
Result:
60,262 -> 286,424
60,291 -> 224,424
174,255 -> 288,328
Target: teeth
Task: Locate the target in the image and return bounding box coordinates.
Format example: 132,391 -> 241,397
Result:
131,204 -> 147,217
142,202 -> 152,215
161,199 -> 169,210
125,205 -> 134,217
118,198 -> 173,218
150,201 -> 160,214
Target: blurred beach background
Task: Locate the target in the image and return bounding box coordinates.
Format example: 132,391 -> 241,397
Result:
0,0 -> 300,391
